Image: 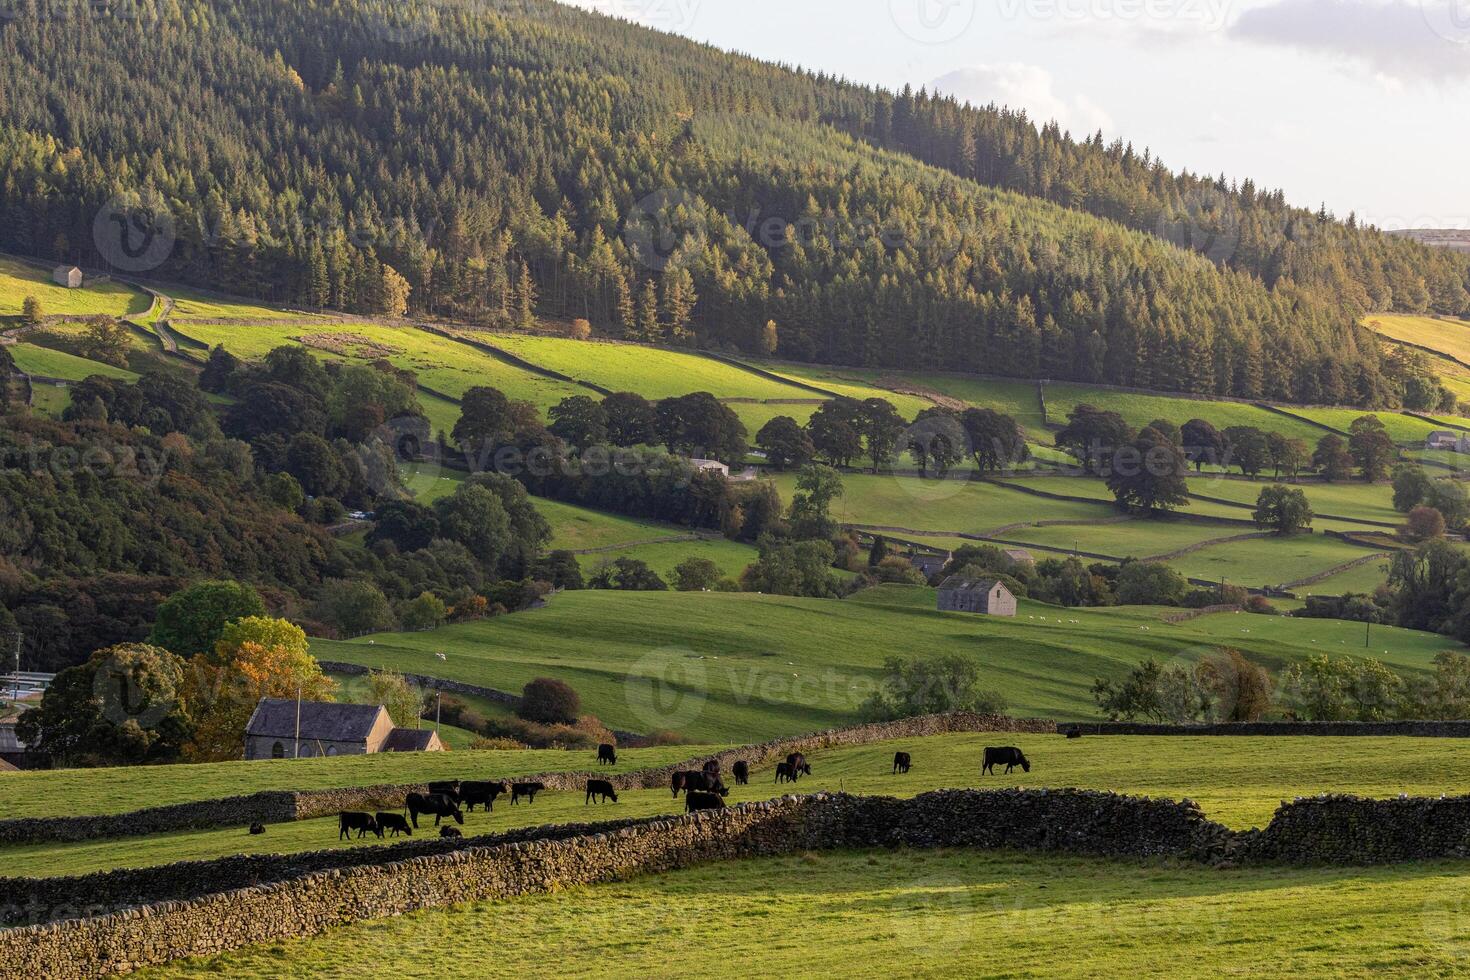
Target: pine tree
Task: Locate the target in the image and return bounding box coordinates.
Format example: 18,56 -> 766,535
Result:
514,260 -> 537,330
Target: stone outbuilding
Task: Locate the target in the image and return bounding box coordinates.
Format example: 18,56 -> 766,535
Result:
937,575 -> 1018,617
243,698 -> 446,760
52,265 -> 83,289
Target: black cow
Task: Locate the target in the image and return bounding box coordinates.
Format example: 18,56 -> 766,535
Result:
673,771 -> 728,797
774,762 -> 796,783
892,751 -> 912,774
685,791 -> 726,813
427,780 -> 460,803
598,743 -> 617,766
702,759 -> 720,775
511,781 -> 545,805
440,826 -> 462,839
338,812 -> 381,840
982,747 -> 1031,776
376,812 -> 413,837
1066,729 -> 1082,740
459,781 -> 511,812
406,792 -> 464,828
248,823 -> 266,836
585,779 -> 619,804
732,760 -> 750,785
786,752 -> 812,777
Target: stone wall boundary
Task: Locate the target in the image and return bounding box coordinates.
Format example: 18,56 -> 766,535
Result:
0,713 -> 1055,847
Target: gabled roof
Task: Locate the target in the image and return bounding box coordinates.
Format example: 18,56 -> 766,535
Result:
938,575 -> 1006,593
0,757 -> 17,772
245,698 -> 388,743
382,728 -> 443,752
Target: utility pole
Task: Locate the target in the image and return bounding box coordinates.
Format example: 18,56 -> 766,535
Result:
10,632 -> 20,707
435,693 -> 442,735
1366,619 -> 1371,649
294,684 -> 302,760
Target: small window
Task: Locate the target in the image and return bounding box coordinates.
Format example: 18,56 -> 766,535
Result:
326,746 -> 338,757
271,741 -> 285,759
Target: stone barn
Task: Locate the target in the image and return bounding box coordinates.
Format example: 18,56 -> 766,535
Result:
52,265 -> 83,289
244,698 -> 446,760
937,575 -> 1017,617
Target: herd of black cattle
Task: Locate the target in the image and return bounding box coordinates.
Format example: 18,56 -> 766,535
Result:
333,744 -> 1033,842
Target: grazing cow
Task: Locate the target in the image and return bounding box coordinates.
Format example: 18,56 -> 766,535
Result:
406,792 -> 464,828
892,751 -> 912,775
732,760 -> 749,785
376,812 -> 413,837
1065,729 -> 1082,740
685,790 -> 726,813
440,826 -> 462,839
785,752 -> 812,778
774,762 -> 796,783
673,771 -> 729,797
248,823 -> 266,836
982,747 -> 1031,776
511,781 -> 545,805
585,779 -> 619,804
598,743 -> 617,766
338,812 -> 381,841
702,759 -> 720,775
459,781 -> 511,813
427,780 -> 460,804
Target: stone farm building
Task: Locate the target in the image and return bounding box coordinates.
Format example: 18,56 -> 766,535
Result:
1426,431 -> 1470,454
243,698 -> 446,760
909,552 -> 951,580
52,265 -> 83,288
937,576 -> 1018,617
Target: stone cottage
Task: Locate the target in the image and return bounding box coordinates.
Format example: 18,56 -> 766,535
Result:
52,265 -> 83,289
243,698 -> 446,760
936,576 -> 1017,617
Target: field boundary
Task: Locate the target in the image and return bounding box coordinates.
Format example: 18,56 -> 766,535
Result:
0,712 -> 1053,846
9,787 -> 1470,975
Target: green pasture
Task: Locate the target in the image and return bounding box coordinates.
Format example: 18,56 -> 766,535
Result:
0,258 -> 150,318
1002,519 -> 1245,560
1165,534 -> 1390,590
13,733 -> 1470,878
1366,313 -> 1470,366
1041,384 -> 1326,445
1186,476 -> 1401,526
7,342 -> 139,382
141,847 -> 1470,978
1283,407 -> 1441,444
304,588 -> 1460,742
1294,555 -> 1394,598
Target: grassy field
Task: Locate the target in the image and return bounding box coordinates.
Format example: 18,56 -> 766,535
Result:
1042,384 -> 1327,445
13,733 -> 1470,878
1186,476 -> 1401,525
1165,534 -> 1390,590
304,587 -> 1462,741
162,285 -> 324,322
490,335 -> 812,403
1295,555 -> 1394,598
748,360 -> 940,417
576,537 -> 759,579
1002,519 -> 1242,561
139,847 -> 1470,978
1366,313 -> 1470,366
0,258 -> 150,318
25,381 -> 71,417
7,342 -> 139,381
167,321 -> 585,409
767,471 -> 1118,535
1284,407 -> 1441,444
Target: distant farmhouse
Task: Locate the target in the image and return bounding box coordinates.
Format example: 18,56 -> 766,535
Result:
1426,431 -> 1470,454
689,458 -> 730,477
52,265 -> 83,289
243,698 -> 445,760
937,575 -> 1017,617
910,551 -> 951,581
1003,548 -> 1036,566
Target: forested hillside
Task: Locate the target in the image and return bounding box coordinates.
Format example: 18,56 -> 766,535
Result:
0,0 -> 1462,406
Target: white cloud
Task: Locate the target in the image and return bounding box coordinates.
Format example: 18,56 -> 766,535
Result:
929,63 -> 1114,136
1230,0 -> 1470,83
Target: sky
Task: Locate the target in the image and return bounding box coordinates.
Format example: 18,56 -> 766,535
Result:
560,0 -> 1470,229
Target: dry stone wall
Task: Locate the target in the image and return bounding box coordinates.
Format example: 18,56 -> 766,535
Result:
0,712 -> 1055,847
0,788 -> 1229,979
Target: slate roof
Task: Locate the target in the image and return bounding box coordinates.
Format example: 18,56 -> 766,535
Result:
245,699 -> 388,743
938,575 -> 1005,593
382,729 -> 442,752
